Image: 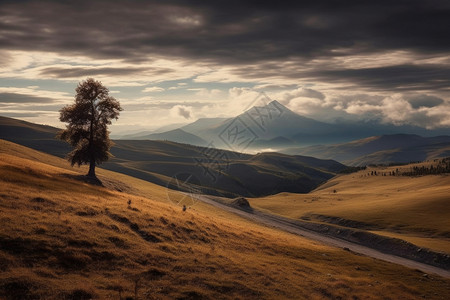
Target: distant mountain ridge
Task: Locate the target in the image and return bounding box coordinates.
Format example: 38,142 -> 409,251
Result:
115,100 -> 450,151
282,134 -> 450,166
113,122 -> 188,139
131,128 -> 208,146
180,100 -> 337,150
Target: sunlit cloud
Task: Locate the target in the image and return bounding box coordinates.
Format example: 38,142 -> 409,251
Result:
0,50 -> 211,87
0,86 -> 71,103
142,86 -> 165,93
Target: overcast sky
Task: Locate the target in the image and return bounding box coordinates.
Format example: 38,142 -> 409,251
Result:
1,0 -> 449,133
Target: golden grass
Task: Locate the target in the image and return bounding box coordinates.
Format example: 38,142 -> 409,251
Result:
249,164 -> 450,253
0,140 -> 450,299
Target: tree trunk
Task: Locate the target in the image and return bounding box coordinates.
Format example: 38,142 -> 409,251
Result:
87,99 -> 96,178
88,160 -> 96,178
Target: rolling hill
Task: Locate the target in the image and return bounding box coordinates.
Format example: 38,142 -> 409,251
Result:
112,122 -> 188,139
106,140 -> 346,197
0,116 -> 69,157
3,140 -> 450,298
132,128 -> 207,145
0,116 -> 346,198
249,160 -> 450,255
282,134 -> 450,166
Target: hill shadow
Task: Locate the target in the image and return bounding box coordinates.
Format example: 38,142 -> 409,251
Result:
60,174 -> 134,194
62,174 -> 103,186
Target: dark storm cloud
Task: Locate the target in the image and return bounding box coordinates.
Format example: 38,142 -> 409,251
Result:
407,95 -> 445,108
0,93 -> 55,103
228,62 -> 450,92
173,105 -> 191,119
1,0 -> 449,91
39,66 -> 172,78
2,0 -> 448,60
304,64 -> 450,91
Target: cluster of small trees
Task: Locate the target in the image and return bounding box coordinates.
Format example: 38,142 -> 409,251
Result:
399,158 -> 450,176
365,170 -> 398,176
339,166 -> 366,174
363,158 -> 450,177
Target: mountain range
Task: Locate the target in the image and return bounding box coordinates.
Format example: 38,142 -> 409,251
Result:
117,100 -> 450,152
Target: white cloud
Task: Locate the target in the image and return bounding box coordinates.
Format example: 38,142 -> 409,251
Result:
142,86 -> 165,93
278,87 -> 325,106
0,86 -> 71,103
270,87 -> 450,128
188,88 -> 222,98
0,50 -> 211,87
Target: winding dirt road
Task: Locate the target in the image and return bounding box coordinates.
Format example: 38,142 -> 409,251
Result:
192,193 -> 450,279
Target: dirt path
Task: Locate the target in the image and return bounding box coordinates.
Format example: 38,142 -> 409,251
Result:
192,193 -> 450,279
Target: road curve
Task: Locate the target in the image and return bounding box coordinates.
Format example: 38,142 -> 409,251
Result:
191,193 -> 450,279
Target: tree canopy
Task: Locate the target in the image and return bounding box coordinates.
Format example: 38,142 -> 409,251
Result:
59,78 -> 122,178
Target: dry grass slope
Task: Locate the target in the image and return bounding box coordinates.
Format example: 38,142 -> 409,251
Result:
250,162 -> 450,254
0,140 -> 449,299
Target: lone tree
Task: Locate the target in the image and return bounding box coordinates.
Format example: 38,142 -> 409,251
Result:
59,78 -> 122,179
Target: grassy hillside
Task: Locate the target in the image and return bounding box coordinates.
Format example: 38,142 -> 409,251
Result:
0,116 -> 347,198
107,140 -> 346,197
1,139 -> 450,299
249,161 -> 450,254
347,144 -> 450,166
0,116 -> 69,158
